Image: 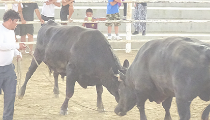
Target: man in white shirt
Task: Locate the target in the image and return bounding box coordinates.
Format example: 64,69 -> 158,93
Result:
41,0 -> 60,24
0,9 -> 26,120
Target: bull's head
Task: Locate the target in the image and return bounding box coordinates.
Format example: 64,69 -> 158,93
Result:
108,60 -> 129,103
114,60 -> 137,116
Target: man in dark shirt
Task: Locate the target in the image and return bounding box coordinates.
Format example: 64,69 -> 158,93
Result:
18,3 -> 44,54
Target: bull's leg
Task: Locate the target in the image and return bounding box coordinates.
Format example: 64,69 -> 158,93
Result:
176,98 -> 191,120
136,92 -> 148,120
18,59 -> 42,99
96,84 -> 104,112
53,71 -> 59,98
60,64 -> 78,115
162,97 -> 173,120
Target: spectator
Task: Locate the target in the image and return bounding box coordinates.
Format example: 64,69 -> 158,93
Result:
4,0 -> 20,42
41,0 -> 61,24
132,2 -> 147,35
105,0 -> 122,40
82,8 -> 106,29
18,3 -> 44,54
0,9 -> 26,120
60,0 -> 74,25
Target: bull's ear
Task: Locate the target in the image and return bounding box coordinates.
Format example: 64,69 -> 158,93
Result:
123,59 -> 129,68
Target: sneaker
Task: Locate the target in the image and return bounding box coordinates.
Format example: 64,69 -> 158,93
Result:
113,36 -> 122,40
132,31 -> 139,35
107,36 -> 112,40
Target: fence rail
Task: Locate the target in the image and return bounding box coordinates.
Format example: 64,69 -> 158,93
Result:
1,0 -> 210,3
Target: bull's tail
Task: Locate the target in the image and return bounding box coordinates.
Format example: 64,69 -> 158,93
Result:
202,104 -> 210,120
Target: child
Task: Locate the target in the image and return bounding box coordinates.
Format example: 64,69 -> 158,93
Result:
105,0 -> 122,40
82,8 -> 106,29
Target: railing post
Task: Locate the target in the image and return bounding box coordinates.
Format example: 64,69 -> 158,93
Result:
125,1 -> 132,53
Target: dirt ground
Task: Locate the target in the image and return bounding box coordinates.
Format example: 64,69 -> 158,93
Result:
0,51 -> 210,120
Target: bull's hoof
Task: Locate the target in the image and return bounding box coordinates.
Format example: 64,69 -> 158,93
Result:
97,108 -> 105,112
54,94 -> 59,98
18,87 -> 26,99
60,109 -> 68,115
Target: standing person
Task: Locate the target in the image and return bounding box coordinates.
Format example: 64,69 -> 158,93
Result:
0,9 -> 26,120
82,8 -> 106,29
41,0 -> 60,24
105,0 -> 122,40
132,2 -> 147,35
60,0 -> 74,25
18,3 -> 44,54
4,0 -> 20,42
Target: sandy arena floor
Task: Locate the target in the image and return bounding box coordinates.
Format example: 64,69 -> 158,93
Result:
0,51 -> 210,120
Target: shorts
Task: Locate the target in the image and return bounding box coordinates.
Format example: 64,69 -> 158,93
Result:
41,15 -> 55,21
60,3 -> 74,21
60,11 -> 69,21
14,24 -> 20,35
19,24 -> 34,36
105,13 -> 121,26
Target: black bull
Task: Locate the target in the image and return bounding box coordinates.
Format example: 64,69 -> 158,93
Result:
115,37 -> 210,120
18,20 -> 128,114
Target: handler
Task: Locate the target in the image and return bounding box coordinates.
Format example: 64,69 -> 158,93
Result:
0,9 -> 26,120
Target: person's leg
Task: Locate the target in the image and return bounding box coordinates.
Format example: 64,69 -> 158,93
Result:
19,24 -> 27,42
14,25 -> 20,42
68,2 -> 74,20
114,13 -> 122,40
105,14 -> 113,40
60,10 -> 68,25
2,64 -> 17,120
132,4 -> 140,35
27,24 -> 34,54
0,67 -> 3,95
27,34 -> 34,54
141,4 -> 147,36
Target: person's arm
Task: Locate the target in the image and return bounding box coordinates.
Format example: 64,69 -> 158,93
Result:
62,0 -> 73,6
98,18 -> 106,21
53,0 -> 60,7
18,3 -> 26,24
35,9 -> 45,24
115,0 -> 122,3
110,1 -> 117,6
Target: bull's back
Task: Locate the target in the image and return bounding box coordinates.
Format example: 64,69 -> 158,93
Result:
130,37 -> 210,98
44,26 -> 88,73
70,29 -> 120,75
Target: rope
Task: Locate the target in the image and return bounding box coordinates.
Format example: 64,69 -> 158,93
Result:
16,57 -> 22,96
24,45 -> 113,112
